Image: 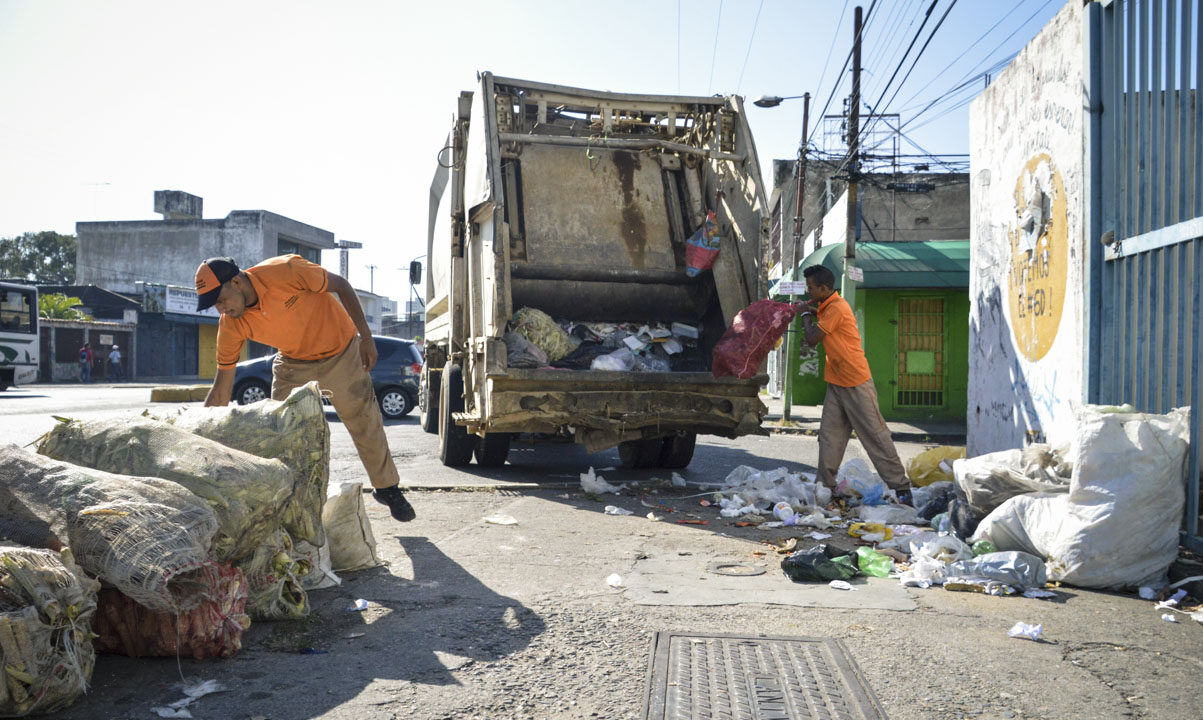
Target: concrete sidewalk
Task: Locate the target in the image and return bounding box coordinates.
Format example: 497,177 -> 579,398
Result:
761,394 -> 967,444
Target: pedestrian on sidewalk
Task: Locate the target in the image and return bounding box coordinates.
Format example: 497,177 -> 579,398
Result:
107,345 -> 122,379
800,265 -> 913,505
195,254 -> 416,522
78,342 -> 93,382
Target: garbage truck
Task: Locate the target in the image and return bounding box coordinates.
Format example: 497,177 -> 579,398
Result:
421,72 -> 770,468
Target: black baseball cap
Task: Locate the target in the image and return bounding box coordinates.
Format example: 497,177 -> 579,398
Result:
195,257 -> 241,311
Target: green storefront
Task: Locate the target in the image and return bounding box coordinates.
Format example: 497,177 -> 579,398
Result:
772,241 -> 970,423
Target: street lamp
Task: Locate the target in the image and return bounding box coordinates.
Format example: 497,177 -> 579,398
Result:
754,92 -> 811,422
753,94 -> 808,108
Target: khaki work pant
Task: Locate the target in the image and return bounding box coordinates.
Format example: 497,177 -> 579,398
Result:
271,336 -> 400,490
815,380 -> 909,491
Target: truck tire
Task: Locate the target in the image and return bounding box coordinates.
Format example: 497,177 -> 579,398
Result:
419,370 -> 440,434
438,365 -> 475,467
659,432 -> 697,469
618,438 -> 661,469
474,433 -> 512,467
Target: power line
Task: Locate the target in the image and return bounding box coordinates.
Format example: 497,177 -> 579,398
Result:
707,0 -> 724,93
894,0 -> 1022,112
811,0 -> 850,117
735,0 -> 765,93
862,0 -> 921,101
677,0 -> 681,93
864,0 -> 937,127
807,0 -> 878,147
878,0 -> 959,115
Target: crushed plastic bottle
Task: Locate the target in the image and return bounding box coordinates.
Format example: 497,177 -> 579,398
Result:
972,540 -> 997,556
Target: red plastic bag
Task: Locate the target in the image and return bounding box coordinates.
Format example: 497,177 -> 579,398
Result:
685,210 -> 720,277
711,300 -> 801,379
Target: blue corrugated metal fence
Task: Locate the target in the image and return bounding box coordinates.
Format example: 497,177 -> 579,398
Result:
1088,0 -> 1202,551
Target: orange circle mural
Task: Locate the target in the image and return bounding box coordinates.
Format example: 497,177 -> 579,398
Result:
1008,153 -> 1067,362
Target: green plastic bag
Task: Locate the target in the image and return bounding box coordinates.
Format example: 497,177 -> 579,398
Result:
855,546 -> 894,578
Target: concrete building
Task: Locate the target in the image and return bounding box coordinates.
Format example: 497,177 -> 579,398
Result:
74,190 -> 338,379
767,160 -> 969,280
76,190 -> 337,294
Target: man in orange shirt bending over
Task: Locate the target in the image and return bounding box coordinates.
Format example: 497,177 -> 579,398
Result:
800,264 -> 913,506
197,255 -> 416,522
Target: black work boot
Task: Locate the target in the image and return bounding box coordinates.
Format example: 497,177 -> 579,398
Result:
372,484 -> 416,522
894,485 -> 915,507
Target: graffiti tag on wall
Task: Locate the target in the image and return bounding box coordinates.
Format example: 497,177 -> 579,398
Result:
1008,153 -> 1067,361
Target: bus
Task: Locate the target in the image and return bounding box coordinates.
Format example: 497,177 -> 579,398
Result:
0,282 -> 39,391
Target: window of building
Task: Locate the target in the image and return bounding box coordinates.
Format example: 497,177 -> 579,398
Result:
277,237 -> 321,264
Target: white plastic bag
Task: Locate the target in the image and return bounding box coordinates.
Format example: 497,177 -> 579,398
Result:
322,482 -> 381,572
835,458 -> 886,503
858,503 -> 922,525
973,406 -> 1190,589
953,448 -> 1070,517
591,348 -> 636,371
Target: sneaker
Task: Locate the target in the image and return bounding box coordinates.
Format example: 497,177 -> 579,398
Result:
372,484 -> 416,522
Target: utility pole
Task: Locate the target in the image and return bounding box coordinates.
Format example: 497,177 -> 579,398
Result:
843,5 -> 863,310
364,264 -> 378,294
783,92 -> 811,423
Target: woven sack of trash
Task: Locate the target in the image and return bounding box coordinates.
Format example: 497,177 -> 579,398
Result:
0,445 -> 217,615
162,382 -> 330,547
0,545 -> 99,716
93,562 -> 249,659
37,418 -> 293,563
234,529 -> 310,620
511,307 -> 573,363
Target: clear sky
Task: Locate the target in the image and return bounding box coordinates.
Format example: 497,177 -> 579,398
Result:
0,0 -> 1063,303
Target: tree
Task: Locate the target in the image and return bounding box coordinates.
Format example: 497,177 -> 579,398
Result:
38,293 -> 91,321
0,231 -> 77,284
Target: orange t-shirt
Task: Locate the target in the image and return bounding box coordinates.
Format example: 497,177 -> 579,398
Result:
215,255 -> 357,370
816,291 -> 872,387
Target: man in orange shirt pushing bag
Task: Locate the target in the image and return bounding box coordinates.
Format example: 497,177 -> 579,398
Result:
800,264 -> 913,506
197,254 -> 416,522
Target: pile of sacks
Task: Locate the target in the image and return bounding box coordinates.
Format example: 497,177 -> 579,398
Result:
778,405 -> 1192,593
0,382 -> 385,712
504,306 -> 705,373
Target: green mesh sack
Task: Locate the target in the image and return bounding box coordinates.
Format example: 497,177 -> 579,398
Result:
512,307 -> 572,363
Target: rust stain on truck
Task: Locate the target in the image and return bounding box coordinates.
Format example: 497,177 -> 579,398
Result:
612,150 -> 648,268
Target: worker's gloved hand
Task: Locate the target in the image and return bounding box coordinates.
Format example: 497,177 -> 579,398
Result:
359,335 -> 378,371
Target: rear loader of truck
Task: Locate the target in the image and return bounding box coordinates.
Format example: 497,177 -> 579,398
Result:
421,72 -> 770,469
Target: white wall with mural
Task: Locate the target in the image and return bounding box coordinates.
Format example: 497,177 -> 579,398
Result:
968,1 -> 1086,455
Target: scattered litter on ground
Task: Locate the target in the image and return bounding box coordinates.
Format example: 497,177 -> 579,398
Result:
345,599 -> 369,612
150,680 -> 227,719
781,545 -> 859,583
805,531 -> 832,541
671,473 -> 687,487
828,580 -> 856,591
581,467 -> 626,495
604,506 -> 633,516
1007,622 -> 1043,641
1022,588 -> 1058,599
484,514 -> 519,525
647,512 -> 660,521
1161,613 -> 1178,623
606,574 -> 623,589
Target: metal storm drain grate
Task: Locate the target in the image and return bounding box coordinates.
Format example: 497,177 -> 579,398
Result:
643,633 -> 887,720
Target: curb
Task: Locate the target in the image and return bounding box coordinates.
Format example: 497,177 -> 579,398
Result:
764,423 -> 966,445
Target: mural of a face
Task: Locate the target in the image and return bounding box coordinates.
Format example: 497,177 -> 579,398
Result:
1008,153 -> 1068,361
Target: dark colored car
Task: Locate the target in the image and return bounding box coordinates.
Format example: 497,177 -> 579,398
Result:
230,336 -> 423,419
